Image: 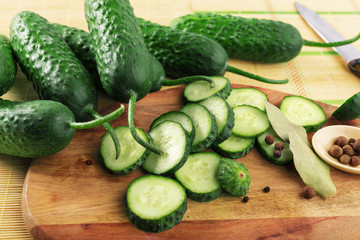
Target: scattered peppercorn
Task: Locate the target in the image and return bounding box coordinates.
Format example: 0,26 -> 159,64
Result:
273,150 -> 281,158
335,136 -> 348,147
265,135 -> 274,145
302,186 -> 316,199
263,186 -> 270,193
350,156 -> 360,167
343,145 -> 355,156
339,154 -> 351,164
275,142 -> 284,151
329,145 -> 343,158
242,196 -> 249,203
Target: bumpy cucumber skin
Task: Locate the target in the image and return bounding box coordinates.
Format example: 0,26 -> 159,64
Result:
256,127 -> 293,165
171,13 -> 303,63
332,92 -> 360,120
217,158 -> 250,197
52,23 -> 100,86
10,11 -> 97,121
85,0 -> 156,102
0,99 -> 75,158
0,35 -> 17,96
126,175 -> 187,233
212,136 -> 255,159
138,18 -> 228,78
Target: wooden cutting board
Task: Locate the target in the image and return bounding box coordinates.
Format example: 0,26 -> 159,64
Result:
22,84 -> 360,240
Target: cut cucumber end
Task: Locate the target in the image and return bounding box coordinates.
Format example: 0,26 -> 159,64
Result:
332,92 -> 360,120
126,174 -> 187,233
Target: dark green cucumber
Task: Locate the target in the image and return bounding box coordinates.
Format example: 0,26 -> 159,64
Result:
126,174 -> 187,233
10,11 -> 123,158
174,152 -> 223,202
100,126 -> 150,175
0,99 -> 123,158
213,135 -> 255,159
217,158 -> 251,197
0,35 -> 17,96
279,95 -> 326,133
256,127 -> 293,165
170,13 -> 360,63
332,92 -> 360,120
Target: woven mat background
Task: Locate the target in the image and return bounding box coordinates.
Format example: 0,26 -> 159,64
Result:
0,0 -> 360,239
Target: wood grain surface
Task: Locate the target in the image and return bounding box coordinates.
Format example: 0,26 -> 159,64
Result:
22,85 -> 360,240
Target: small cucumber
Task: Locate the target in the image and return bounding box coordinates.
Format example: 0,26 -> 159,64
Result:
174,152 -> 223,202
213,134 -> 255,159
0,35 -> 17,96
232,105 -> 270,138
171,13 -> 360,63
256,127 -> 293,165
217,158 -> 251,197
126,174 -> 187,233
180,103 -> 218,152
100,126 -> 150,175
332,91 -> 360,120
226,87 -> 268,111
184,76 -> 232,102
0,99 -> 123,158
142,121 -> 191,175
279,95 -> 326,133
199,96 -> 234,144
150,111 -> 195,143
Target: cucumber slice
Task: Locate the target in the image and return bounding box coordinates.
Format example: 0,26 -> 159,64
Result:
232,105 -> 270,138
100,126 -> 150,175
126,174 -> 187,233
199,96 -> 234,144
213,134 -> 255,159
280,95 -> 326,133
332,92 -> 360,120
180,103 -> 217,152
174,152 -> 222,202
183,76 -> 232,102
150,111 -> 195,143
226,87 -> 268,111
217,158 -> 250,197
142,121 -> 190,175
256,127 -> 293,165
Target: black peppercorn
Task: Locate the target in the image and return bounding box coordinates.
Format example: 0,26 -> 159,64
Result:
242,196 -> 249,203
263,186 -> 270,193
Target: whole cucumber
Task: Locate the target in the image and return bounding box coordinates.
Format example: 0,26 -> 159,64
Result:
170,13 -> 360,63
0,35 -> 17,96
10,11 -> 97,122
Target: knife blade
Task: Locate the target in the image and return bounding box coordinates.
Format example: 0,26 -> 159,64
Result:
295,2 -> 360,77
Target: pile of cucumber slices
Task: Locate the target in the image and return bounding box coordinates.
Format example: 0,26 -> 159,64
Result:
100,76 -> 327,233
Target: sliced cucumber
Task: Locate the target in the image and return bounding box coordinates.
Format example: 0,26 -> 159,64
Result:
142,121 -> 190,175
150,111 -> 195,143
232,105 -> 270,138
174,152 -> 222,202
100,126 -> 150,175
126,174 -> 187,233
183,76 -> 232,102
332,92 -> 360,120
217,158 -> 250,197
280,95 -> 326,133
199,96 -> 234,144
256,127 -> 293,165
180,103 -> 217,153
213,134 -> 255,159
226,87 -> 268,111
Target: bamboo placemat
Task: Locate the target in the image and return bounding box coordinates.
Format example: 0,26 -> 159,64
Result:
0,0 -> 360,239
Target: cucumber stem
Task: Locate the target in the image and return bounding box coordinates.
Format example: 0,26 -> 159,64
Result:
128,91 -> 163,155
303,33 -> 360,47
162,75 -> 215,88
226,65 -> 289,84
86,108 -> 121,159
68,104 -> 124,129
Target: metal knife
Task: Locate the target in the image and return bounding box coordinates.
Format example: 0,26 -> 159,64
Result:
295,2 -> 360,77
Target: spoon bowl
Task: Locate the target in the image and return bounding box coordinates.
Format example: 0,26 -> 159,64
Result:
312,125 -> 360,174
